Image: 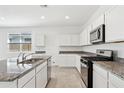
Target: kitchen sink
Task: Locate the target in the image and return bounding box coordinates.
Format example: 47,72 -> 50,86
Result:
18,58 -> 44,64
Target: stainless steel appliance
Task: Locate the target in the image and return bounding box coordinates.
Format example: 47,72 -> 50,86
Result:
90,24 -> 105,44
47,58 -> 51,82
80,50 -> 113,88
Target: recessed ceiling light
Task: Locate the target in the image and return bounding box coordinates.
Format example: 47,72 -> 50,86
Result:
0,17 -> 5,20
40,16 -> 45,19
65,16 -> 70,20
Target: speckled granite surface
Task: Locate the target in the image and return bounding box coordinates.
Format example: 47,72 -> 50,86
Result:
59,51 -> 97,57
0,56 -> 51,81
93,61 -> 124,80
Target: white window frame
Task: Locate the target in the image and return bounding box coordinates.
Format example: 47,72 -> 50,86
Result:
8,32 -> 32,52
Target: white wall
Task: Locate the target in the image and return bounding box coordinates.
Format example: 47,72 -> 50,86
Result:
82,43 -> 124,58
0,26 -> 82,65
82,5 -> 124,58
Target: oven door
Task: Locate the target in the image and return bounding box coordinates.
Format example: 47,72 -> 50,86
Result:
81,61 -> 88,87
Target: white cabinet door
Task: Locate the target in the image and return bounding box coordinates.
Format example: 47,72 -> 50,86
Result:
105,6 -> 124,42
80,29 -> 88,46
109,73 -> 124,88
93,65 -> 108,88
109,83 -> 117,88
87,25 -> 92,45
35,32 -> 45,46
71,35 -> 80,46
92,14 -> 105,30
0,80 -> 17,88
36,70 -> 43,88
58,55 -> 76,67
80,25 -> 92,46
41,65 -> 47,88
18,69 -> 35,88
23,77 -> 35,88
75,55 -> 81,73
36,65 -> 47,88
59,35 -> 71,46
59,34 -> 80,46
57,55 -> 67,67
93,71 -> 107,88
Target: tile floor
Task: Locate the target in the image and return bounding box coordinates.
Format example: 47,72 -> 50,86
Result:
46,66 -> 85,88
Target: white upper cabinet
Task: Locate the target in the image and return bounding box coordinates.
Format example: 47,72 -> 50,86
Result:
59,35 -> 71,46
59,34 -> 80,46
80,29 -> 88,46
92,14 -> 105,30
105,6 -> 124,42
87,25 -> 92,45
34,32 -> 45,46
71,35 -> 80,46
80,25 -> 92,46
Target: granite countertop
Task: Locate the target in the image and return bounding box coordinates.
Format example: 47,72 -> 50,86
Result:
0,55 -> 51,82
93,61 -> 124,80
59,51 -> 97,57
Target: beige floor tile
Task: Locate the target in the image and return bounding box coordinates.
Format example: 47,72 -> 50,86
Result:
46,66 -> 85,88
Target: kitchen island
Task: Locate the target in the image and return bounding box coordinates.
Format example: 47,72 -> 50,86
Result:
0,55 -> 51,88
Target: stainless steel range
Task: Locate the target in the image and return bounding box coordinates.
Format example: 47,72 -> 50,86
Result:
80,49 -> 113,88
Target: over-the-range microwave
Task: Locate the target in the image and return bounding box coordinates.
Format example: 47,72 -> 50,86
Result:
90,24 -> 105,44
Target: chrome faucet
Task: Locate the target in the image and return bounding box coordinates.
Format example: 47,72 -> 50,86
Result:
17,52 -> 25,64
23,53 -> 35,60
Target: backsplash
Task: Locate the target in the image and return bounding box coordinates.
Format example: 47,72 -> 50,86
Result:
82,42 -> 124,59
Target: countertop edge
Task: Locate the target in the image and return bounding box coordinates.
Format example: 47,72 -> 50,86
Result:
0,56 -> 52,82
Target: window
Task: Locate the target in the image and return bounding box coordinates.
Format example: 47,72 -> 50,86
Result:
8,33 -> 32,52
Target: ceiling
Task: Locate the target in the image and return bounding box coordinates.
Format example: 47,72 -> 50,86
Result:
0,5 -> 99,27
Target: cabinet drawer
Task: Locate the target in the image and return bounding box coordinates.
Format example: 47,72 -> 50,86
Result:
36,61 -> 47,73
18,69 -> 35,88
22,77 -> 35,88
109,73 -> 124,88
93,64 -> 108,79
0,80 -> 17,88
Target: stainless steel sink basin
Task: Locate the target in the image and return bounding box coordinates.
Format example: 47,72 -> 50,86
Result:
18,58 -> 44,64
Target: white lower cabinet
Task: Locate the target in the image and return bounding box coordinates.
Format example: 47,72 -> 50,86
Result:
75,55 -> 81,73
109,82 -> 117,88
23,77 -> 35,88
57,55 -> 76,67
93,65 -> 108,88
93,70 -> 108,88
41,65 -> 47,87
18,69 -> 35,88
57,54 -> 81,73
93,64 -> 124,88
36,64 -> 47,88
17,61 -> 48,88
109,73 -> 124,88
0,80 -> 17,88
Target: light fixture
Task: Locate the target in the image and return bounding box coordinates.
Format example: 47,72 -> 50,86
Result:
65,16 -> 70,20
40,16 -> 45,19
0,17 -> 5,20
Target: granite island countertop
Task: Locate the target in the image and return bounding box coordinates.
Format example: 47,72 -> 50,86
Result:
93,61 -> 124,80
0,56 -> 51,82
